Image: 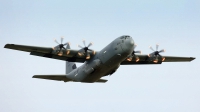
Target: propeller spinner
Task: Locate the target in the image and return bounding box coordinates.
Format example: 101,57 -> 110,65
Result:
149,44 -> 165,63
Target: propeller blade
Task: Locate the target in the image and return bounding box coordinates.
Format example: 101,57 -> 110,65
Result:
127,56 -> 132,61
63,42 -> 69,46
79,49 -> 85,53
150,46 -> 155,51
159,49 -> 165,53
58,51 -> 63,56
83,40 -> 86,47
63,42 -> 69,49
54,39 -> 60,45
156,44 -> 159,51
78,45 -> 84,49
78,52 -> 83,56
87,42 -> 93,48
66,50 -> 70,55
88,49 -> 96,55
153,60 -> 158,63
153,56 -> 158,63
86,53 -> 90,59
134,44 -> 137,49
158,54 -> 162,57
67,42 -> 71,48
162,57 -> 166,61
135,56 -> 140,62
134,51 -> 141,54
61,37 -> 64,44
88,49 -> 93,51
63,42 -> 68,46
93,50 -> 96,55
62,47 -> 66,50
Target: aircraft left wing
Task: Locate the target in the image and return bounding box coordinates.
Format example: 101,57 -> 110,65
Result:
121,54 -> 195,65
4,44 -> 90,63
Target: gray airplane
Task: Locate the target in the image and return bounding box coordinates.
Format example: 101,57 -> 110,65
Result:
4,35 -> 195,83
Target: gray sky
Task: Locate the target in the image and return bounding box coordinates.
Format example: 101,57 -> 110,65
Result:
0,0 -> 199,112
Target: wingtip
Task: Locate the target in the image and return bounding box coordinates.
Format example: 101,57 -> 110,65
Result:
32,75 -> 36,78
191,57 -> 196,61
4,44 -> 14,48
4,44 -> 9,48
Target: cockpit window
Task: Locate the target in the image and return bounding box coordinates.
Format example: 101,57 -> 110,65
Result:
124,36 -> 130,39
120,37 -> 125,39
120,35 -> 130,39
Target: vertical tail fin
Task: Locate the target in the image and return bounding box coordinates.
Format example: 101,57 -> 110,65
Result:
66,62 -> 77,74
66,44 -> 77,74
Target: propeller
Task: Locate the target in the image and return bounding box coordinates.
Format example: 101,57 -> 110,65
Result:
78,40 -> 94,59
149,44 -> 165,63
127,44 -> 141,62
53,37 -> 70,56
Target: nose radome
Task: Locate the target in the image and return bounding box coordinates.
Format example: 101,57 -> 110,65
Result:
127,37 -> 134,46
123,38 -> 135,54
130,40 -> 134,45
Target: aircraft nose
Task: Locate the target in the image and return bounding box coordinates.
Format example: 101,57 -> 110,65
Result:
130,40 -> 134,45
122,37 -> 135,54
126,37 -> 134,46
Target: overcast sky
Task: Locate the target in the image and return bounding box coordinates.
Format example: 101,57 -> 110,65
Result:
0,0 -> 200,112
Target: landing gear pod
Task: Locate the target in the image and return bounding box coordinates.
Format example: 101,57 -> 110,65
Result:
84,59 -> 101,74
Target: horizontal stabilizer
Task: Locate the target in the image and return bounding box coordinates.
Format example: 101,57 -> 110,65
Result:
33,75 -> 72,82
33,75 -> 108,83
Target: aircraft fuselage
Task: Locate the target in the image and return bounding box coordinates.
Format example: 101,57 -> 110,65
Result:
66,36 -> 135,82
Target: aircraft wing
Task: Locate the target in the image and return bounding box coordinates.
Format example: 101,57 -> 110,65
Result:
121,54 -> 195,65
4,44 -> 90,63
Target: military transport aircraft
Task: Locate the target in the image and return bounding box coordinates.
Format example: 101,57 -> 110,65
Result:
4,35 -> 195,83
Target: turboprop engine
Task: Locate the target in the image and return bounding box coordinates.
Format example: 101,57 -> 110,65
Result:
52,37 -> 70,56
